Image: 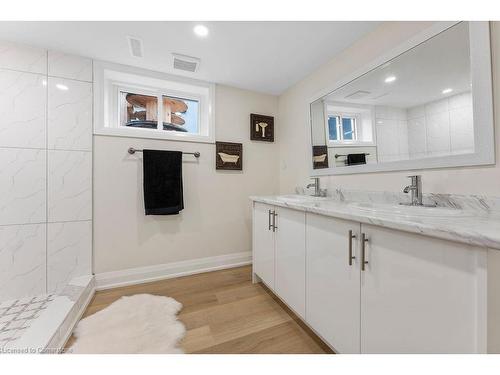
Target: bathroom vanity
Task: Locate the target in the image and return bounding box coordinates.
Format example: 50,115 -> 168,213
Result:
250,194 -> 500,353
272,20 -> 500,353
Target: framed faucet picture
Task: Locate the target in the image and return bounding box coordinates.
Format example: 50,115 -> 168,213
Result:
250,113 -> 274,142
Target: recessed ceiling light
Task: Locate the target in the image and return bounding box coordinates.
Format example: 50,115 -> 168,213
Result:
384,76 -> 396,83
56,83 -> 68,91
442,88 -> 453,94
193,25 -> 209,38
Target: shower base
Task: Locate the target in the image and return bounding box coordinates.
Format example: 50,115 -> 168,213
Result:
0,276 -> 94,354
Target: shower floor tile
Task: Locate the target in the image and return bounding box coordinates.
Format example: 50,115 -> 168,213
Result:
0,295 -> 54,350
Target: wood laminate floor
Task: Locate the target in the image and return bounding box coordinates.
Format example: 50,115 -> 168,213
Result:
65,265 -> 333,354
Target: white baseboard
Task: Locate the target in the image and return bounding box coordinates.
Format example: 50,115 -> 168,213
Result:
95,251 -> 252,290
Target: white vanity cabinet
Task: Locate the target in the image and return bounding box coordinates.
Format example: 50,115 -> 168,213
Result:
252,201 -> 489,353
252,202 -> 306,317
275,206 -> 306,318
306,214 -> 361,353
360,224 -> 485,353
252,202 -> 276,290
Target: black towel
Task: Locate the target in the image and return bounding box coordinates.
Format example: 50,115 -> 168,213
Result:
143,150 -> 184,215
346,153 -> 367,166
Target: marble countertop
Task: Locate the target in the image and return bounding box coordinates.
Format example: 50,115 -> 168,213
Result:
250,195 -> 500,250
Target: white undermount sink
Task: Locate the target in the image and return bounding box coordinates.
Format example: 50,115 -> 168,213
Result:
275,194 -> 326,204
348,202 -> 470,218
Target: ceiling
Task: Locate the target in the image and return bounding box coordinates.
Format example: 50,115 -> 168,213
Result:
324,22 -> 470,108
0,21 -> 379,95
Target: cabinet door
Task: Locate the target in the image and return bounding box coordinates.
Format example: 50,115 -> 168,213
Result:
360,224 -> 486,353
252,202 -> 275,290
275,207 -> 306,318
306,213 -> 361,353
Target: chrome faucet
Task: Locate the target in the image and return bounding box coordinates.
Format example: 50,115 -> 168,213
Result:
307,177 -> 327,197
402,175 -> 423,206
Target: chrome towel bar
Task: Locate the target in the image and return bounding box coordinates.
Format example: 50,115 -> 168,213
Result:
334,152 -> 370,159
128,147 -> 200,158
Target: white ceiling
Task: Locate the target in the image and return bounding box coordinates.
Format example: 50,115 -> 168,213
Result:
0,21 -> 379,95
324,22 -> 470,108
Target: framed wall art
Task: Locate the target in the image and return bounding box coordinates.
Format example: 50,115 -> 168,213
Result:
250,113 -> 274,142
216,141 -> 243,170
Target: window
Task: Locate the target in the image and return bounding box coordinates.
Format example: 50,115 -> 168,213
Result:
95,61 -> 215,143
119,92 -> 200,134
327,114 -> 358,142
120,92 -> 158,129
162,95 -> 199,133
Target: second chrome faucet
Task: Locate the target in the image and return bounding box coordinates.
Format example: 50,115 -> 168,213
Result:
403,175 -> 423,206
307,177 -> 327,197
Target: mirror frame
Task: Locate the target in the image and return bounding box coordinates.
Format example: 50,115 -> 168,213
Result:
308,21 -> 494,176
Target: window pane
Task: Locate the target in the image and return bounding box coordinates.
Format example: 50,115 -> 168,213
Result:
162,96 -> 199,133
328,116 -> 338,140
342,117 -> 354,140
121,92 -> 158,129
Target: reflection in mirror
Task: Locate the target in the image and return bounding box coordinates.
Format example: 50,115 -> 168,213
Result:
310,22 -> 473,170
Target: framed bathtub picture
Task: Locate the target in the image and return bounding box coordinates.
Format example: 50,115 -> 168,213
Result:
312,145 -> 329,169
216,142 -> 243,170
250,113 -> 274,142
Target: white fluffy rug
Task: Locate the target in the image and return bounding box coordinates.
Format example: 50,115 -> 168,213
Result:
69,294 -> 186,354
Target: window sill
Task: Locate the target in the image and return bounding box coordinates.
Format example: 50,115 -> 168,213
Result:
94,127 -> 215,144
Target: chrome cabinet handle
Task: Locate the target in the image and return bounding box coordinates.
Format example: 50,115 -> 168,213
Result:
272,211 -> 278,232
268,209 -> 272,230
348,230 -> 356,266
361,233 -> 369,271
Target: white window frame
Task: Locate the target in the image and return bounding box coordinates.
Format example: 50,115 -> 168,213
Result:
94,60 -> 215,143
326,112 -> 359,145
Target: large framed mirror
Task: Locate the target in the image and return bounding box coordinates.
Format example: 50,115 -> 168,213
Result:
309,22 -> 494,175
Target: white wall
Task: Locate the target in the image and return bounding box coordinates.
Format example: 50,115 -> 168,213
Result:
278,21 -> 500,197
0,41 -> 92,300
93,85 -> 279,273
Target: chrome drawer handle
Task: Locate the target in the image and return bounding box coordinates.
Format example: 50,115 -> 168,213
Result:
361,233 -> 369,271
348,230 -> 356,266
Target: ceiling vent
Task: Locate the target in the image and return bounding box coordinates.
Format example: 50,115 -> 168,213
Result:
172,53 -> 200,73
127,36 -> 144,58
344,90 -> 371,100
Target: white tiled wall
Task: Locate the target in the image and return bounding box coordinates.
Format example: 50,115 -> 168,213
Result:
47,221 -> 92,293
0,40 -> 93,300
407,92 -> 474,159
47,77 -> 92,151
0,41 -> 47,74
374,106 -> 409,162
0,70 -> 46,148
48,51 -> 92,82
374,92 -> 474,162
48,150 -> 92,223
0,224 -> 46,299
0,148 -> 46,225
